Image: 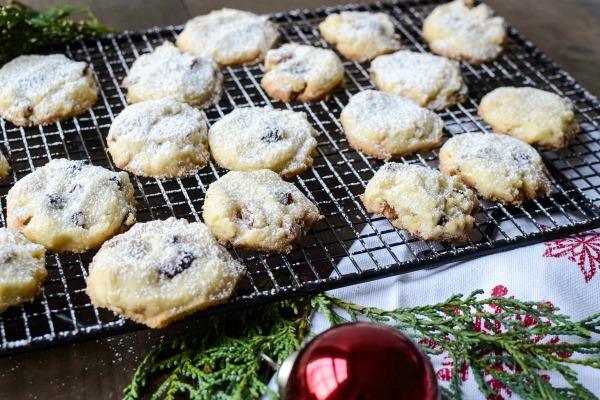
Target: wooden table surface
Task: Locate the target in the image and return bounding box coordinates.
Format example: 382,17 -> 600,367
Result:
0,1 -> 599,399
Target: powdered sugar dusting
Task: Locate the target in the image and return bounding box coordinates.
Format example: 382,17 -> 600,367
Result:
478,87 -> 579,150
342,90 -> 443,138
0,228 -> 46,282
422,0 -> 506,64
0,150 -> 10,178
439,132 -> 552,205
262,43 -> 345,102
208,107 -> 319,177
0,54 -> 98,126
319,11 -> 401,62
6,159 -> 136,253
265,44 -> 342,86
341,90 -> 444,159
370,50 -> 466,110
87,218 -> 245,328
107,99 -> 210,179
177,8 -> 280,65
110,99 -> 205,141
202,170 -> 323,253
123,42 -> 223,109
363,163 -> 479,241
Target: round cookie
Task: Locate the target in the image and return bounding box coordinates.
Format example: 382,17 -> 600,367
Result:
261,44 -> 345,102
340,90 -> 444,160
87,218 -> 245,328
0,150 -> 10,179
202,170 -> 323,253
318,11 -> 402,62
0,228 -> 47,314
7,159 -> 137,253
0,54 -> 98,126
370,50 -> 467,110
478,87 -> 580,150
122,42 -> 223,109
422,0 -> 506,65
439,132 -> 552,206
362,163 -> 479,242
208,107 -> 319,177
176,8 -> 280,65
107,99 -> 210,179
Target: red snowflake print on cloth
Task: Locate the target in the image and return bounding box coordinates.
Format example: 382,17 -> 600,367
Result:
543,229 -> 600,283
419,285 -> 568,400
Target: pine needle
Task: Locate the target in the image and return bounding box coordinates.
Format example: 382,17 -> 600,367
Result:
0,1 -> 117,64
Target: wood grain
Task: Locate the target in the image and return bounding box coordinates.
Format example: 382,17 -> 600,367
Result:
486,0 -> 600,96
0,1 -> 598,399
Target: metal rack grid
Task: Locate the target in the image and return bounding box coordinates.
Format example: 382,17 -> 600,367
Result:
1,0 -> 599,355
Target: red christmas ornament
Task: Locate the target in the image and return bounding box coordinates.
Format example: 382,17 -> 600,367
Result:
279,322 -> 439,400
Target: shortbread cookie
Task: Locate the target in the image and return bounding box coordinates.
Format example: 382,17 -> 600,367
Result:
362,163 -> 479,242
176,8 -> 279,65
208,107 -> 319,177
107,99 -> 209,179
370,50 -> 467,110
0,228 -> 47,314
122,42 -> 223,108
439,133 -> 552,206
340,90 -> 444,160
87,218 -> 245,328
0,54 -> 98,126
7,159 -> 137,253
478,87 -> 580,150
319,11 -> 401,62
0,150 -> 10,179
422,0 -> 506,64
261,44 -> 345,102
202,170 -> 323,253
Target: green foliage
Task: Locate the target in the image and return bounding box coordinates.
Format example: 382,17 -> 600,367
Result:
124,290 -> 600,400
0,1 -> 117,64
314,291 -> 600,400
123,298 -> 312,400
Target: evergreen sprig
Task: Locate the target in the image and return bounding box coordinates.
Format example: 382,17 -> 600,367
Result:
124,290 -> 600,400
0,1 -> 117,64
123,298 -> 313,400
314,291 -> 600,399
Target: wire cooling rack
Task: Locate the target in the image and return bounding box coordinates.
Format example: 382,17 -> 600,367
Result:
1,0 -> 599,355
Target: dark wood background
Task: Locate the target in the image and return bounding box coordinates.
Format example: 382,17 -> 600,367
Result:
0,1 -> 598,399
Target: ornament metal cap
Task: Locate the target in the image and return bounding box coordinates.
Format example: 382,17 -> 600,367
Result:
277,350 -> 299,399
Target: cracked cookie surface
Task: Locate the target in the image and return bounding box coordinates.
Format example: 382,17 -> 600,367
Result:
208,107 -> 319,177
0,150 -> 10,179
478,87 -> 579,150
123,42 -> 223,108
202,170 -> 323,253
7,159 -> 137,253
362,163 -> 479,242
341,90 -> 444,160
87,218 -> 245,328
177,8 -> 280,65
422,0 -> 506,65
319,11 -> 401,62
370,50 -> 467,110
439,132 -> 552,206
0,228 -> 47,314
261,44 -> 345,102
0,54 -> 98,126
107,99 -> 210,179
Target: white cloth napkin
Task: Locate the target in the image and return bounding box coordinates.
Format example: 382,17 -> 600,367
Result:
307,222 -> 600,398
